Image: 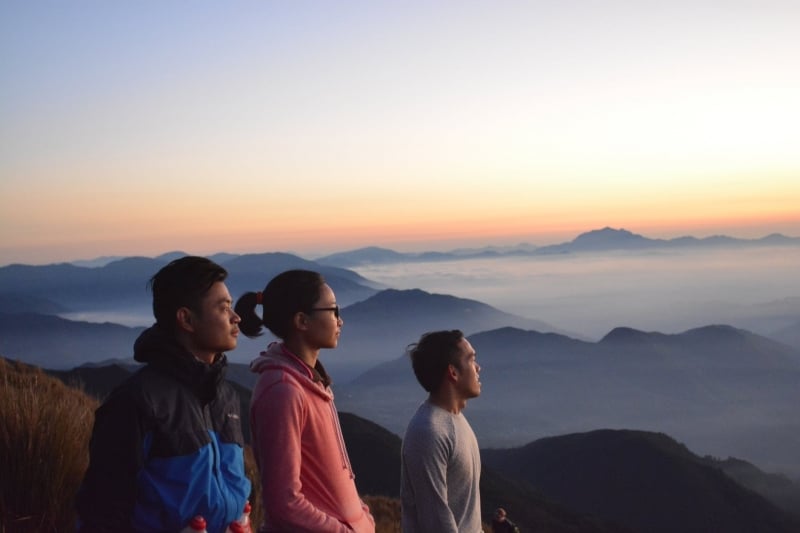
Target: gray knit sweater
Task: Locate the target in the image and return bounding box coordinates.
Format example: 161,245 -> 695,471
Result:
400,400 -> 482,532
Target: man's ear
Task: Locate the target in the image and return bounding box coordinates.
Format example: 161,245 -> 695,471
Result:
446,363 -> 459,382
176,307 -> 194,333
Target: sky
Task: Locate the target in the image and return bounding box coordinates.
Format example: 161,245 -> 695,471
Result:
2,1 -> 799,266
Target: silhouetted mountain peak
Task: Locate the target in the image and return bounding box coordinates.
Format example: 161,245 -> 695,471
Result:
533,227 -> 659,254
601,324 -> 757,346
760,233 -> 794,244
348,288 -> 490,315
316,246 -> 407,267
471,326 -> 585,348
475,325 -> 540,339
522,428 -> 694,462
575,227 -> 640,242
600,326 -> 664,344
596,324 -> 800,371
221,251 -> 313,270
105,256 -> 162,267
101,256 -> 168,274
154,251 -> 190,262
682,324 -> 748,341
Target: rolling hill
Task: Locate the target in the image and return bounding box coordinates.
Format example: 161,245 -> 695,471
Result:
482,429 -> 800,533
0,312 -> 145,369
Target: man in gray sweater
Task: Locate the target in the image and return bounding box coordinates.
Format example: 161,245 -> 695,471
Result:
401,329 -> 482,532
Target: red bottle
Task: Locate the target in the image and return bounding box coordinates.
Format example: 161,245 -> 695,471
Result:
180,515 -> 208,533
225,500 -> 252,533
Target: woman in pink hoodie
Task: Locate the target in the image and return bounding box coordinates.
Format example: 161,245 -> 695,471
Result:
235,269 -> 375,533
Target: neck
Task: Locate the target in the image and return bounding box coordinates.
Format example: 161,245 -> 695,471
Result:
192,353 -> 216,365
282,339 -> 320,369
429,388 -> 466,414
176,331 -> 216,365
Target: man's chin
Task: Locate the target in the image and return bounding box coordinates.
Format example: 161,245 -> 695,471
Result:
220,341 -> 237,353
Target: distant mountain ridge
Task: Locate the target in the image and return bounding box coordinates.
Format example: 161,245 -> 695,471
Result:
334,288 -> 569,362
0,252 -> 379,320
0,287 -> 565,374
230,287 -> 570,380
0,312 -> 146,369
315,227 -> 800,267
2,227 -> 793,270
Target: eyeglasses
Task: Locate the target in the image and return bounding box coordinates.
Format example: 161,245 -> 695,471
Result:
309,305 -> 340,319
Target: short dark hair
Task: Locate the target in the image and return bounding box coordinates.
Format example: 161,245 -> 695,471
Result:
235,269 -> 326,340
407,329 -> 465,393
149,256 -> 228,333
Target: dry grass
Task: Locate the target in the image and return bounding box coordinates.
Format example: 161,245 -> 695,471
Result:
0,358 -> 98,533
364,495 -> 402,533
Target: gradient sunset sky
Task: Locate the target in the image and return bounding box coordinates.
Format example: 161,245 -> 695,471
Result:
2,1 -> 799,265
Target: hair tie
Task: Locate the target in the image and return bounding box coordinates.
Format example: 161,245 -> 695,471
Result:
255,291 -> 263,305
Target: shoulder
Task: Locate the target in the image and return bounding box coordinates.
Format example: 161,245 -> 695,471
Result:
254,364 -> 306,391
215,378 -> 243,403
95,368 -> 162,421
103,365 -> 161,401
252,367 -> 308,407
404,403 -> 456,446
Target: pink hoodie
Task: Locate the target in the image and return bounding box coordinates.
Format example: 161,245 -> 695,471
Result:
249,342 -> 375,533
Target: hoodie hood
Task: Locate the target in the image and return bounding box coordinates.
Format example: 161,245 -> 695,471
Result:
133,324 -> 228,404
250,342 -> 333,401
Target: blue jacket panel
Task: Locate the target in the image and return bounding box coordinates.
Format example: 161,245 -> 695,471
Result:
77,325 -> 251,533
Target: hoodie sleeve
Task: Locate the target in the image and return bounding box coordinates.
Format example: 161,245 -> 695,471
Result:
251,378 -> 354,533
76,388 -> 147,533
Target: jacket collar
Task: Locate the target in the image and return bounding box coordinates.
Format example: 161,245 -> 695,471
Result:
250,342 -> 333,397
133,324 -> 227,403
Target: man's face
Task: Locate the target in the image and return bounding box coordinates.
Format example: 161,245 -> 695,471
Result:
186,281 -> 240,361
453,338 -> 481,399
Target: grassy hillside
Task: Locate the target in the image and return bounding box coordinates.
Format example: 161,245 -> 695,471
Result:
0,358 -> 98,532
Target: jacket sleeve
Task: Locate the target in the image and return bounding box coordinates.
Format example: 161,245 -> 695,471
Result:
76,388 -> 147,533
251,379 -> 354,532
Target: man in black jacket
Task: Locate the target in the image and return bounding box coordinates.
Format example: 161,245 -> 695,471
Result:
77,256 -> 251,533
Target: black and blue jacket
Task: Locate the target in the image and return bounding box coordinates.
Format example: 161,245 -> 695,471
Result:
77,325 -> 251,533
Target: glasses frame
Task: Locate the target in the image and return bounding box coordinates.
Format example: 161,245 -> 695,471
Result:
308,305 -> 340,319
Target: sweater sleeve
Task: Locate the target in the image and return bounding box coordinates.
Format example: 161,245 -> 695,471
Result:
251,379 -> 353,533
401,416 -> 459,532
76,390 -> 146,533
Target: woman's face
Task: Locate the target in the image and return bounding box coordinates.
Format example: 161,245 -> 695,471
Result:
304,283 -> 343,349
